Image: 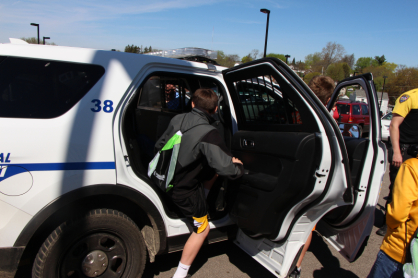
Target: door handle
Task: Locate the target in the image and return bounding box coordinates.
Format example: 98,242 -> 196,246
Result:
242,139 -> 255,147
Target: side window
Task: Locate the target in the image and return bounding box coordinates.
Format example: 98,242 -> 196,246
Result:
361,104 -> 369,115
234,76 -> 301,125
138,76 -> 162,109
138,76 -> 190,113
352,105 -> 361,115
337,104 -> 350,114
0,57 -> 104,118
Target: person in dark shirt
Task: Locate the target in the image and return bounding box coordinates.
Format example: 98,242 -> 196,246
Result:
155,88 -> 244,278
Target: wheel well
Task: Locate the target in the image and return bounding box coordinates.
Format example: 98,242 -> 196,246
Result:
15,185 -> 166,276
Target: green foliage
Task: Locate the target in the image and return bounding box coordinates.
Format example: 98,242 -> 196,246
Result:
342,63 -> 351,78
304,52 -> 324,73
384,62 -> 397,72
374,55 -> 386,66
355,57 -> 378,72
217,50 -> 240,68
304,72 -> 321,84
266,53 -> 286,62
386,66 -> 418,104
326,63 -> 345,81
124,44 -> 140,53
292,58 -> 296,65
241,55 -> 252,64
295,60 -> 306,71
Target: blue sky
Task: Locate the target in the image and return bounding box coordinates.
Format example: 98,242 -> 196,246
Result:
1,0 -> 417,67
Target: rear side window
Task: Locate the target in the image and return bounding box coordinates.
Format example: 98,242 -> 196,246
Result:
352,105 -> 360,115
361,104 -> 369,115
138,76 -> 190,112
0,57 -> 105,118
337,104 -> 350,114
235,77 -> 301,125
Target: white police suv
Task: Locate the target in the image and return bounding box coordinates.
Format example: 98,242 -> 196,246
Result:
0,40 -> 386,278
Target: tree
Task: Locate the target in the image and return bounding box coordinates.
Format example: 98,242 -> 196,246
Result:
295,60 -> 306,71
241,49 -> 261,64
304,72 -> 321,84
241,54 -> 253,64
292,58 -> 296,66
342,63 -> 351,78
304,52 -> 324,73
144,47 -> 149,53
374,55 -> 386,66
20,37 -> 56,45
355,57 -> 378,72
124,44 -> 140,53
321,42 -> 346,69
385,66 -> 418,104
362,63 -> 397,93
340,54 -> 355,69
326,63 -> 345,81
266,53 -> 286,62
217,50 -> 240,68
149,46 -> 152,53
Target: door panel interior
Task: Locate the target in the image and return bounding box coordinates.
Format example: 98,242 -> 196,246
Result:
230,131 -> 319,239
324,137 -> 369,223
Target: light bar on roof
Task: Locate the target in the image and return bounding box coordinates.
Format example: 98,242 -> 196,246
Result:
147,47 -> 217,60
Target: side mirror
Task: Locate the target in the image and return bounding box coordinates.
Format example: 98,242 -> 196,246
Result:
339,123 -> 361,138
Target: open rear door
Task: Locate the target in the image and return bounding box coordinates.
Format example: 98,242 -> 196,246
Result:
222,58 -> 355,277
318,73 -> 387,261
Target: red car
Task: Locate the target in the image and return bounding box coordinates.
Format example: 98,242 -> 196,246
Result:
336,100 -> 370,135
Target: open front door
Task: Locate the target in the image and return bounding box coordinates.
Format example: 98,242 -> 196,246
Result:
222,58 -> 353,277
318,73 -> 387,261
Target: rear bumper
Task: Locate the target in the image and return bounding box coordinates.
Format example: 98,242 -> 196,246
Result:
0,247 -> 24,278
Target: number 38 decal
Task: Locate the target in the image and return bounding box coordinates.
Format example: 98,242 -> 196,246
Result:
91,99 -> 114,113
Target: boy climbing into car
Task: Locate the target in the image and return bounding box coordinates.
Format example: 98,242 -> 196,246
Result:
154,88 -> 244,278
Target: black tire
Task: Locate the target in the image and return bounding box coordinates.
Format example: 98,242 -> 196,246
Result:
32,209 -> 147,278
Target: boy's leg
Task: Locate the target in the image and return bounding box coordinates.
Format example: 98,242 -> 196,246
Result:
172,186 -> 210,278
180,221 -> 210,265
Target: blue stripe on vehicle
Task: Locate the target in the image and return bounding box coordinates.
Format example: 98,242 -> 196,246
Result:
0,162 -> 115,182
5,162 -> 116,171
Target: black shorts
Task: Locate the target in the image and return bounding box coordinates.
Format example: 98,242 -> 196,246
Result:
172,184 -> 209,234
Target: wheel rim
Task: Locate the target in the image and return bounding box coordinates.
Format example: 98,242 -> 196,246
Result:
60,233 -> 127,278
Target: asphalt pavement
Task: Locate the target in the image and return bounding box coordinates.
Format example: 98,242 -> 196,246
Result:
144,163 -> 391,278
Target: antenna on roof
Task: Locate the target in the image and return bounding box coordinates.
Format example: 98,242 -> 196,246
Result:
212,27 -> 214,52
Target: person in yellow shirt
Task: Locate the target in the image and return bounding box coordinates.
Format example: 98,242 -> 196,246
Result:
377,88 -> 418,236
368,145 -> 418,278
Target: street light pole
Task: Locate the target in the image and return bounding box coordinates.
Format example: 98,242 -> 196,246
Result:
43,37 -> 50,45
30,23 -> 40,44
380,75 -> 388,107
285,54 -> 290,64
260,9 -> 270,58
